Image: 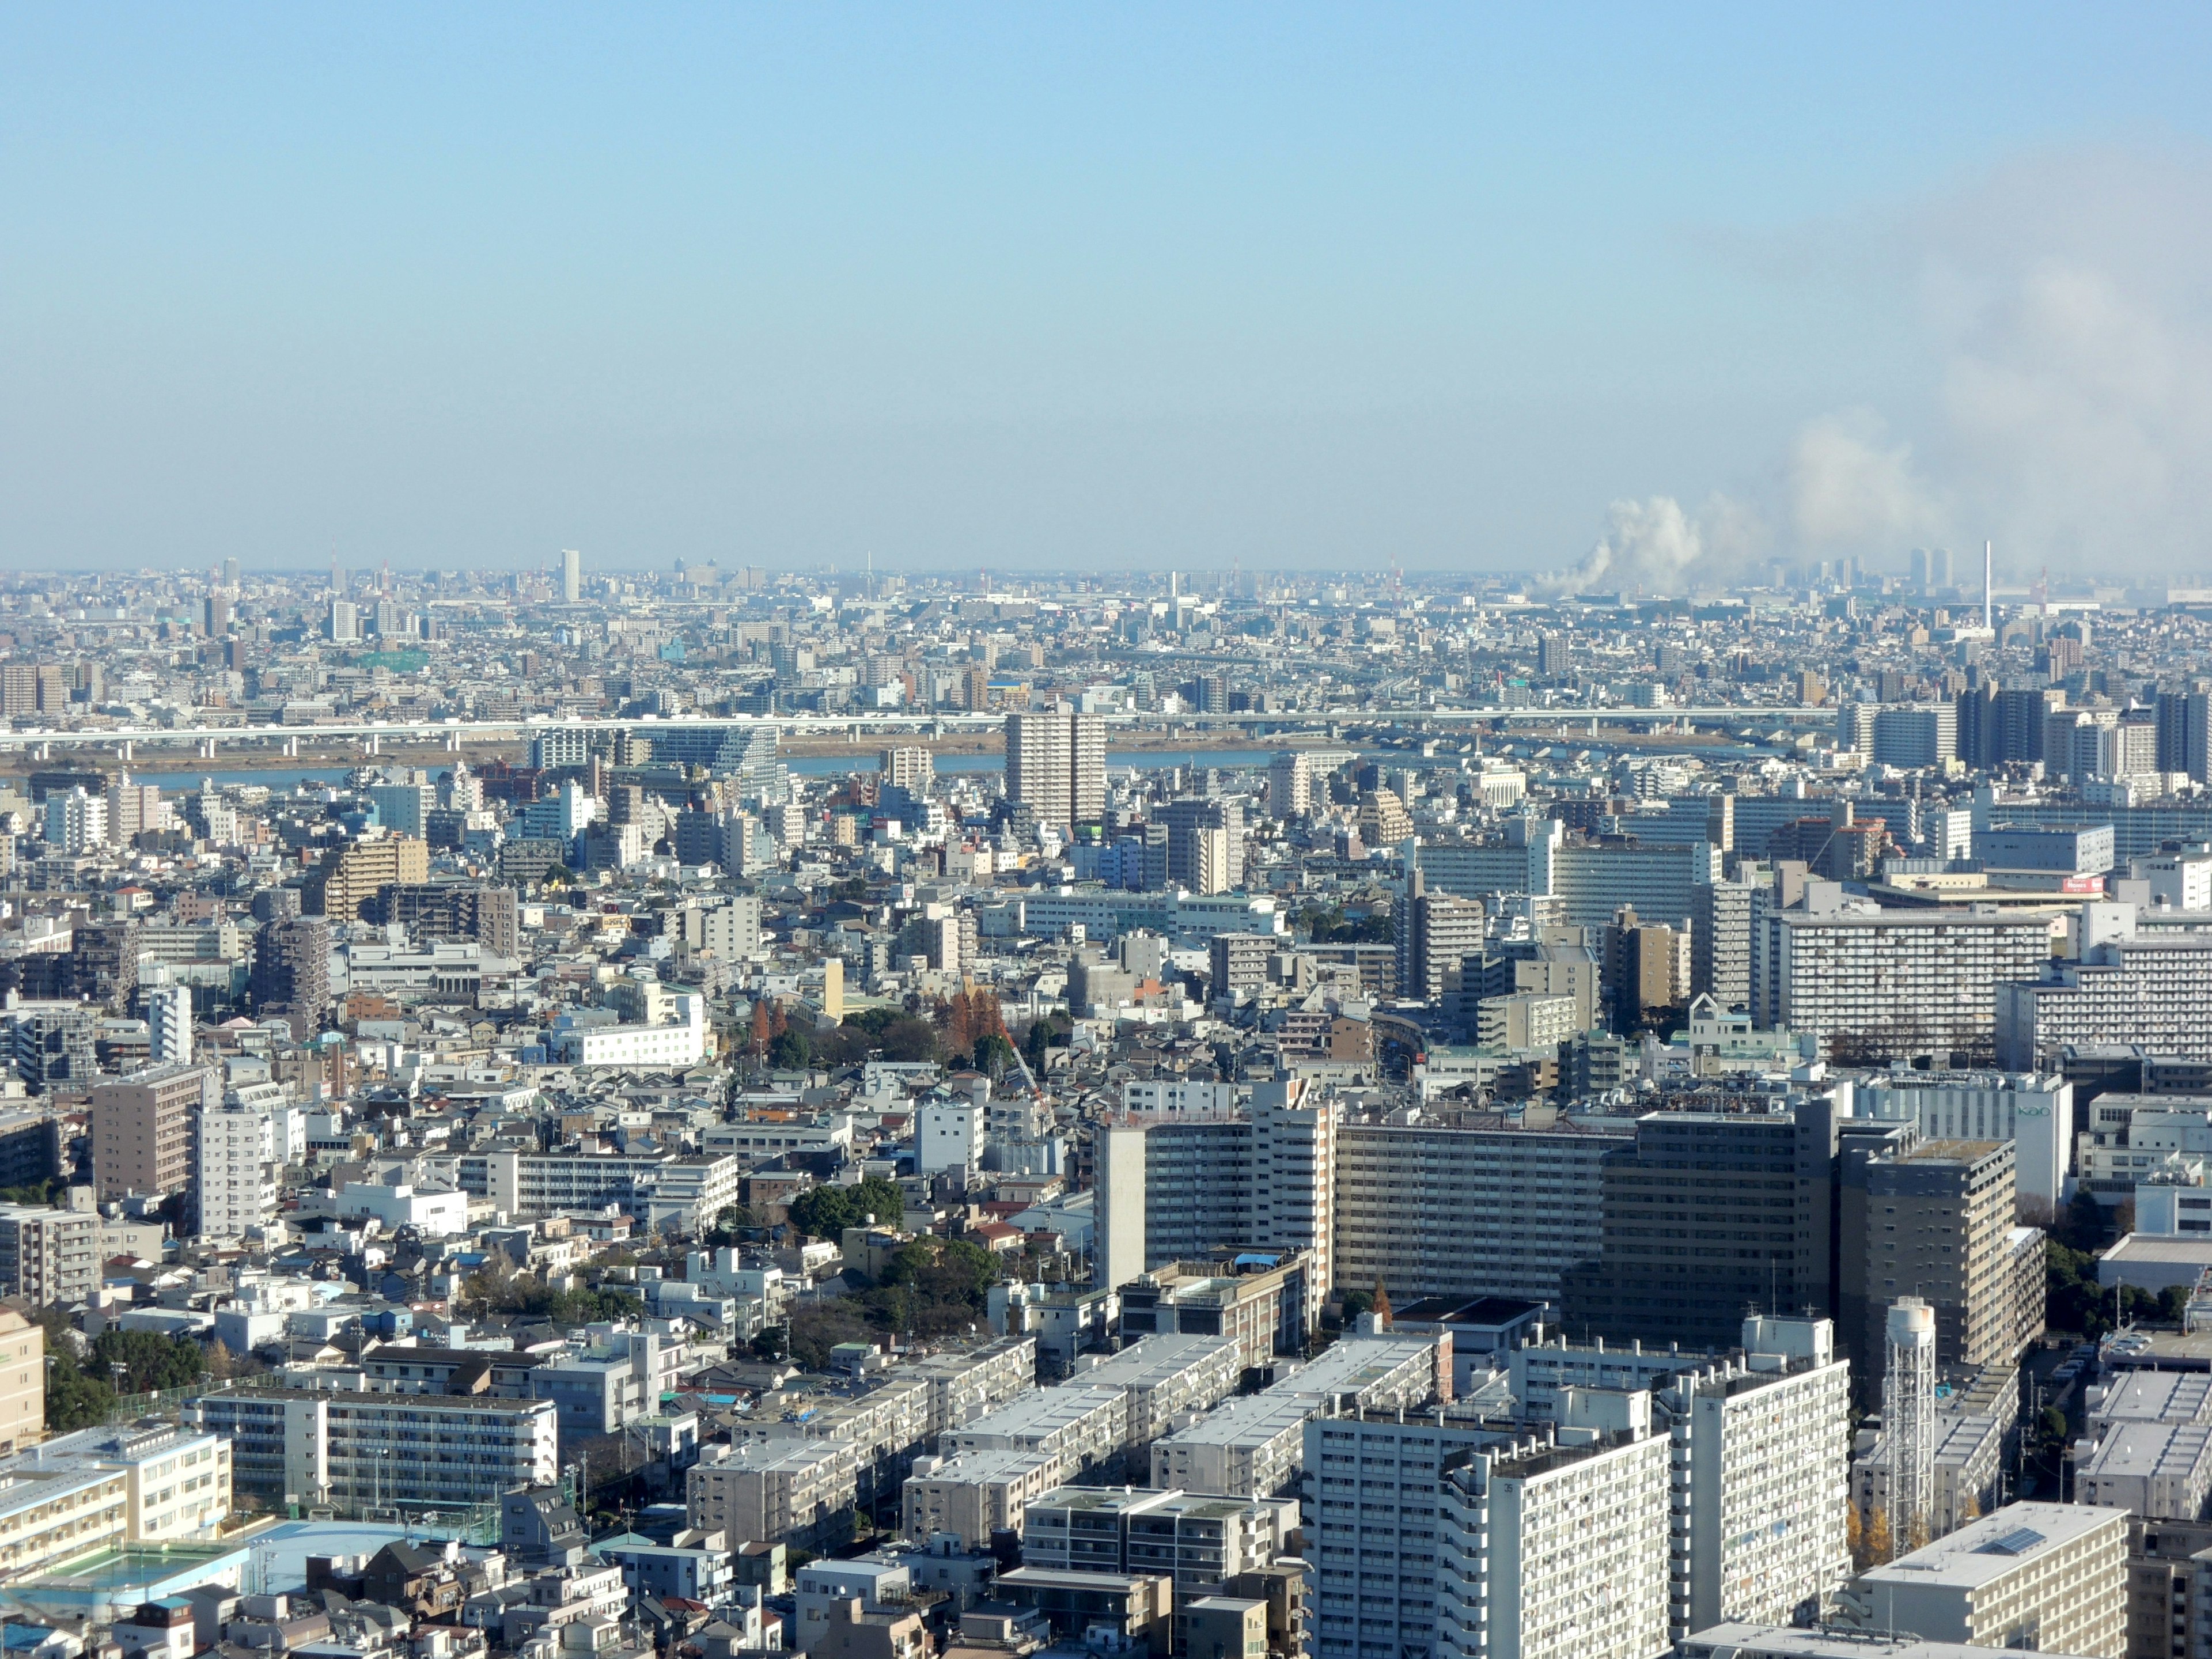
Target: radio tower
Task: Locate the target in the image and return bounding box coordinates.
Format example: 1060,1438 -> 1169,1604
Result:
1884,1298 -> 1937,1555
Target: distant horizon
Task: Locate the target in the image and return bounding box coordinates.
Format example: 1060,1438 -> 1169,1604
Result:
0,552 -> 2179,588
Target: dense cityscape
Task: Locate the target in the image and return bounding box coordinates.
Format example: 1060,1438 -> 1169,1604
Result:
0,550 -> 2196,1659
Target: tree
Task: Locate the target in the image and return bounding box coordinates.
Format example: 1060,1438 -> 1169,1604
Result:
1020,1014 -> 1071,1070
751,1327 -> 788,1361
788,1301 -> 874,1369
89,1331 -> 205,1395
876,1017 -> 940,1063
768,1027 -> 813,1070
748,1001 -> 774,1056
973,1033 -> 1018,1078
787,1176 -> 907,1241
1864,1506 -> 1893,1566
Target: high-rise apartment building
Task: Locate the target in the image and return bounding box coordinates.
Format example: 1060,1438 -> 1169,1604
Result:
92,1063 -> 219,1207
361,882 -> 520,957
1839,1128 -> 2043,1402
1005,709 -> 1105,832
2156,688 -> 2212,783
879,747 -> 935,793
0,1203 -> 99,1308
1751,887 -> 2058,1062
106,775 -> 169,845
560,547 -> 582,603
146,984 -> 192,1065
304,835 -> 431,923
1559,1105 -> 1839,1351
1158,799 -> 1244,893
1997,930 -> 2212,1068
1397,869 -> 1488,1003
1601,904 -> 1689,1031
195,1100 -> 280,1241
1267,751 -> 1312,819
43,787 -> 107,854
249,916 -> 331,1038
1335,1112 -> 1630,1304
1101,1077 -> 1334,1327
1664,1316 -> 1851,1638
1502,1316 -> 1851,1639
1312,1404 -> 1678,1659
1693,874 -> 1758,1010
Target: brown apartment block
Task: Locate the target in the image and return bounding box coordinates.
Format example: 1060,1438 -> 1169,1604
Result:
1841,1134 -> 2043,1402
90,1062 -> 219,1205
305,835 -> 430,923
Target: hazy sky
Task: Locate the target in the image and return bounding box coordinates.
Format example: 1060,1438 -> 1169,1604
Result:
6,6 -> 2211,580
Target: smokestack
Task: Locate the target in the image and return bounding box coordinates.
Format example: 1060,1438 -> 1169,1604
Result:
1984,539 -> 1993,631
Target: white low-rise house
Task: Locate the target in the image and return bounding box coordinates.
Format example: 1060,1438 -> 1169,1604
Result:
556,994 -> 707,1070
334,1174 -> 471,1236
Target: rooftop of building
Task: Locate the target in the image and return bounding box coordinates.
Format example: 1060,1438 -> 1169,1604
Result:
1681,1623 -> 2107,1659
1391,1295 -> 1546,1326
1854,1501 -> 2123,1589
1068,1336 -> 1240,1389
2080,1419 -> 2212,1479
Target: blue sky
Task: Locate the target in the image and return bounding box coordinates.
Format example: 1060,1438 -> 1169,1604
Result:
6,6 -> 2210,578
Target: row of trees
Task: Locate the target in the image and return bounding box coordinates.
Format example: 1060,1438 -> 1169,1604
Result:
35,1319 -> 215,1434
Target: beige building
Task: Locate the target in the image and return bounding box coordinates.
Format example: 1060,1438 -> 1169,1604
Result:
1847,1501 -> 2126,1657
899,1447 -> 1059,1547
0,1310 -> 40,1453
92,1063 -> 219,1203
304,834 -> 430,923
1475,991 -> 1581,1052
0,1206 -> 98,1311
688,1437 -> 861,1550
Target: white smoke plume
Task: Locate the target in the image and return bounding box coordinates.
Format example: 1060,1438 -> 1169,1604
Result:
1560,145 -> 2212,584
1537,491 -> 1766,596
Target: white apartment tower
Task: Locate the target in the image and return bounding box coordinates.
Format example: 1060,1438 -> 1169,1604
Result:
1664,1316 -> 1853,1639
148,984 -> 192,1065
1438,1420 -> 1672,1659
880,747 -> 935,793
44,787 -> 107,854
560,547 -> 582,603
1005,707 -> 1105,831
107,774 -> 169,844
194,1100 -> 279,1241
1111,1076 -> 1335,1326
1268,751 -> 1313,819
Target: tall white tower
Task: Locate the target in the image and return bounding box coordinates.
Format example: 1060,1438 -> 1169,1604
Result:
148,983 -> 193,1065
1883,1297 -> 1937,1554
1983,540 -> 1994,631
561,547 -> 582,604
